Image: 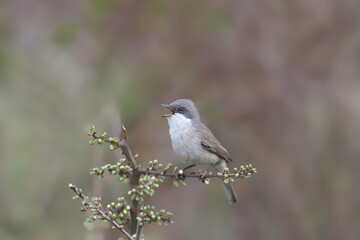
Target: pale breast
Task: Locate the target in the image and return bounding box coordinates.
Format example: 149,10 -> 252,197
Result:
169,119 -> 219,165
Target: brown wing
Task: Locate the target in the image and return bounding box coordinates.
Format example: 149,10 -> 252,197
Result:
197,122 -> 232,163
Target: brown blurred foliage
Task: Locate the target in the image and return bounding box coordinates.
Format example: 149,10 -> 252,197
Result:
1,0 -> 360,239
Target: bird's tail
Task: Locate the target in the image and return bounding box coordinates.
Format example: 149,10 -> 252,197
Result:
214,161 -> 238,204
221,181 -> 237,204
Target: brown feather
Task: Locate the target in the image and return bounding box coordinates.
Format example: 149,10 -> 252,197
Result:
197,122 -> 232,163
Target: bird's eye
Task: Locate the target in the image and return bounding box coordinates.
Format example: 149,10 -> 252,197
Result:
179,107 -> 185,113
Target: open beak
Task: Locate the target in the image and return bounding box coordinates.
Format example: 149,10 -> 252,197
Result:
161,104 -> 175,118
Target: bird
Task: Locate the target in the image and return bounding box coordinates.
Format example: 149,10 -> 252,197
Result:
161,99 -> 237,204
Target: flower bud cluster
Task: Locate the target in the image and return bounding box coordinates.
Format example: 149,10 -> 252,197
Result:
136,205 -> 174,227
147,159 -> 163,171
90,162 -> 133,181
222,164 -> 257,184
129,174 -> 162,202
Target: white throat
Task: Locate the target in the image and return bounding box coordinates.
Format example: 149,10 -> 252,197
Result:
167,113 -> 193,134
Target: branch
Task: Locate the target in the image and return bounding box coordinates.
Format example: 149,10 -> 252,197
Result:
69,184 -> 134,240
135,221 -> 144,240
89,126 -> 140,234
137,167 -> 256,179
92,164 -> 257,184
90,126 -> 137,169
88,125 -> 256,235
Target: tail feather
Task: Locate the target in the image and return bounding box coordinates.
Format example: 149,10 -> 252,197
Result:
221,181 -> 238,204
214,160 -> 238,204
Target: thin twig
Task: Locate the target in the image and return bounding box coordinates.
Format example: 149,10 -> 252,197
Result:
137,168 -> 254,179
92,127 -> 140,234
70,186 -> 134,240
135,221 -> 144,240
98,167 -> 255,180
91,127 -> 137,170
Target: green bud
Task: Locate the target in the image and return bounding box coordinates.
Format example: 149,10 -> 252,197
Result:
101,132 -> 107,139
109,145 -> 115,151
97,139 -> 103,144
173,181 -> 179,187
181,181 -> 186,186
68,183 -> 74,188
89,139 -> 94,145
204,179 -> 210,184
90,125 -> 95,132
164,163 -> 172,171
72,195 -> 80,200
223,179 -> 229,184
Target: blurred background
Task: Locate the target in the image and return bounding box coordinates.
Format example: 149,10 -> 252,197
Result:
1,0 -> 360,239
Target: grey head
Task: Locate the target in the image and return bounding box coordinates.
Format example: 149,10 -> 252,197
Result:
161,99 -> 200,122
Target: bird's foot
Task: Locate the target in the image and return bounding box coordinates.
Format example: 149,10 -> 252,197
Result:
199,172 -> 206,182
199,163 -> 215,183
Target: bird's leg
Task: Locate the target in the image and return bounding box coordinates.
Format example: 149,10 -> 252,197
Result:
176,164 -> 196,180
199,163 -> 215,182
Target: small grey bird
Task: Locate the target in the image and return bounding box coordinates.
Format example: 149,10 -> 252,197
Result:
161,99 -> 237,204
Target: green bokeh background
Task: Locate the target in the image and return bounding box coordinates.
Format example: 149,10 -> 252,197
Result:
1,0 -> 360,239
